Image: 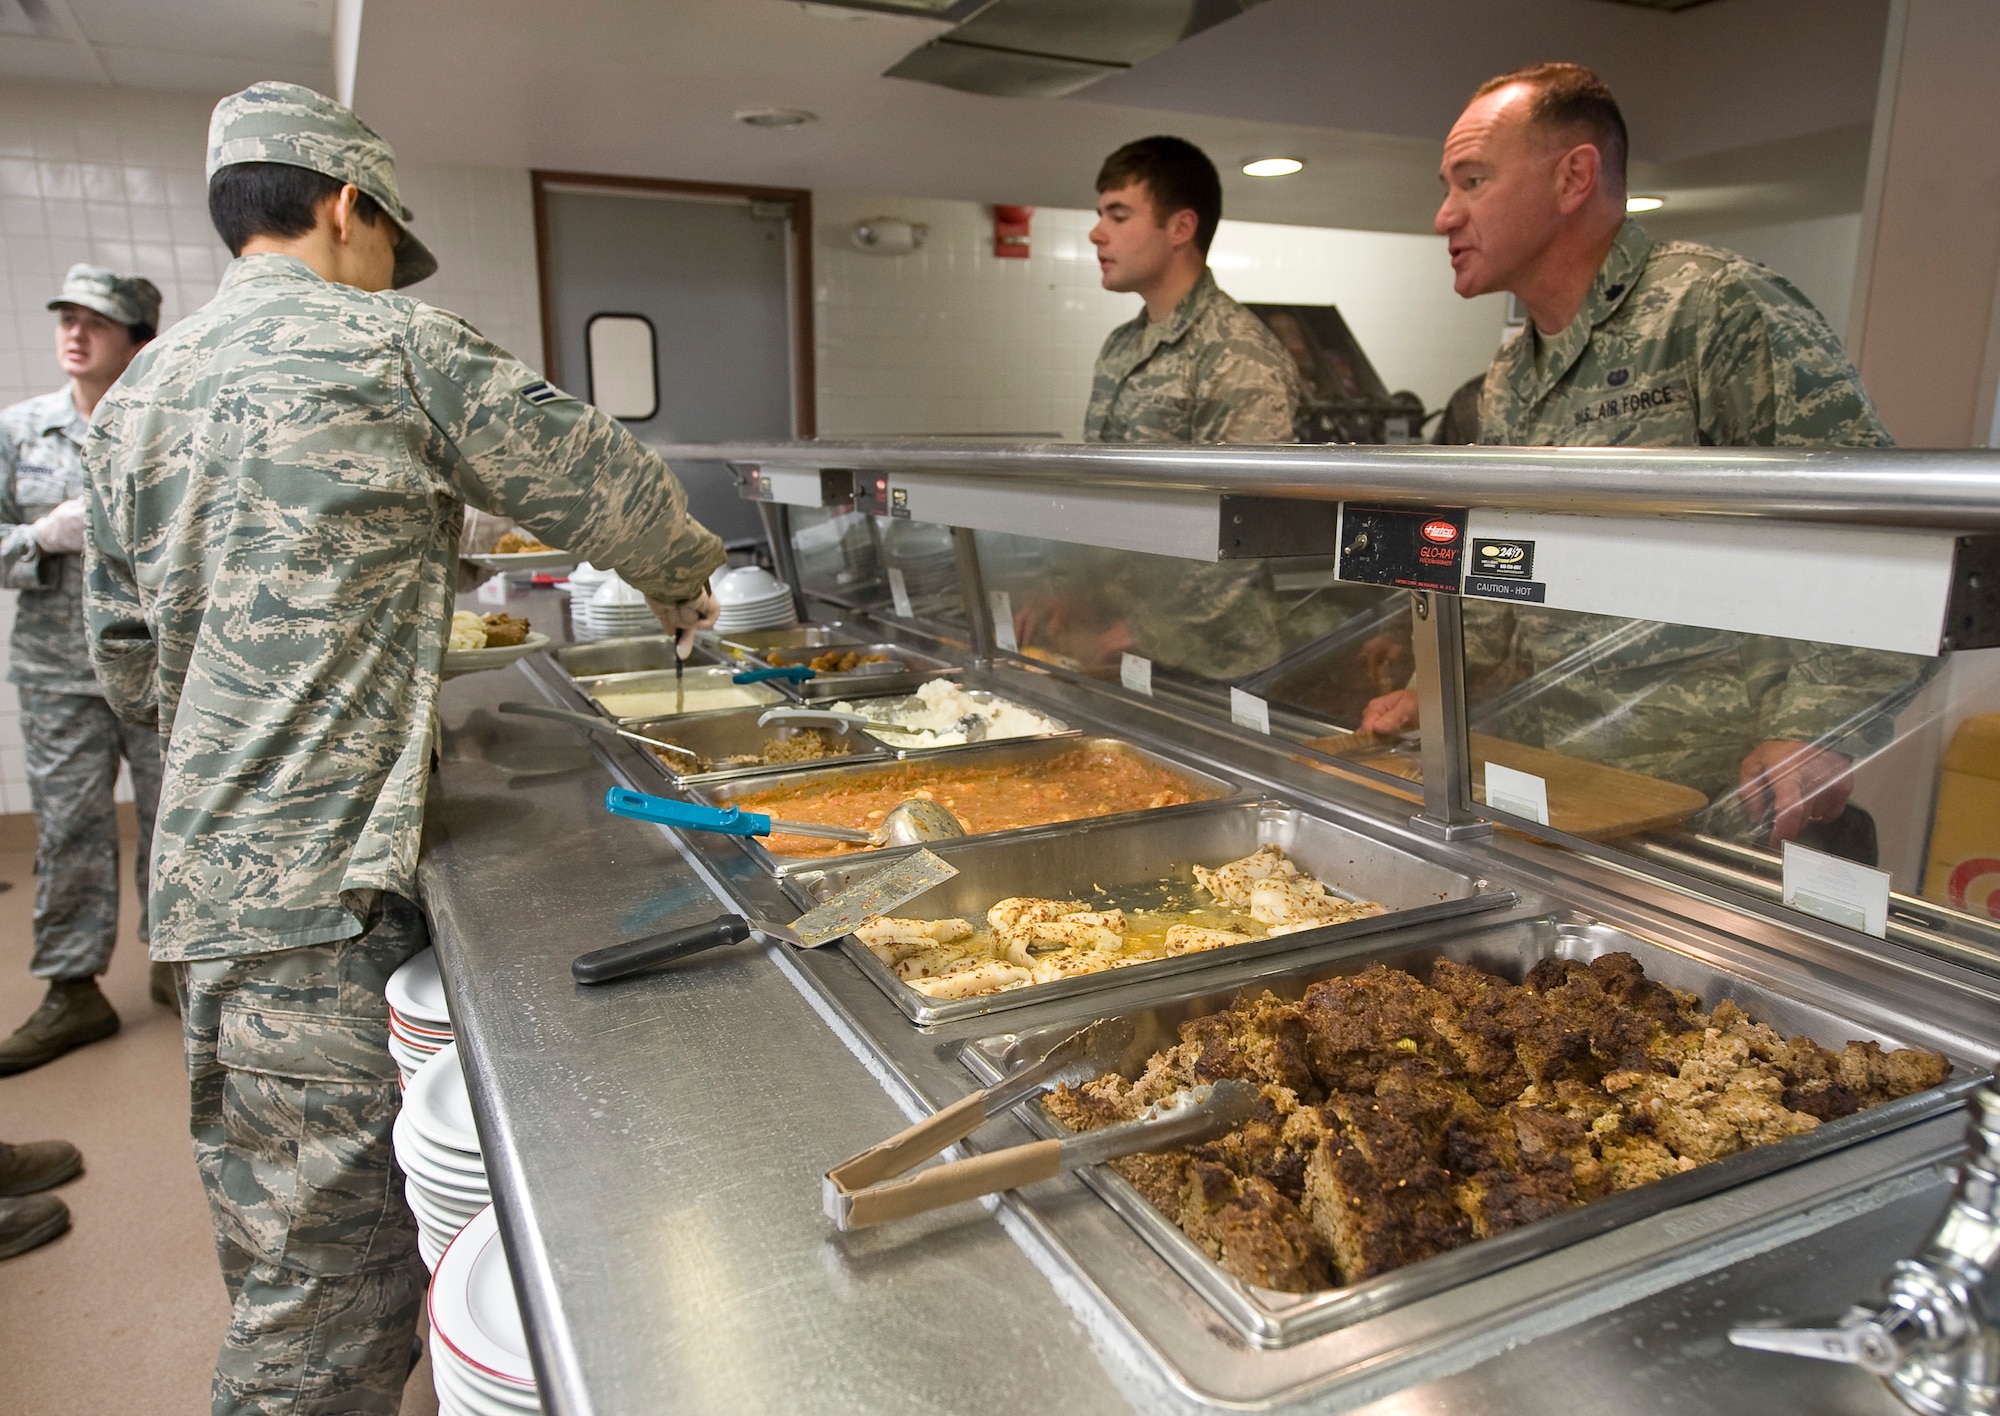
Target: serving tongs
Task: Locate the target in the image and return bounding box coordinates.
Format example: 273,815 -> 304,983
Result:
824,1069 -> 1259,1230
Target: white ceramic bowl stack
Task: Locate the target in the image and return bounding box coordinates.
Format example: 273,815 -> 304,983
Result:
428,1204 -> 542,1414
712,563 -> 797,632
387,948 -> 454,1086
397,1043 -> 492,1271
569,568 -> 659,641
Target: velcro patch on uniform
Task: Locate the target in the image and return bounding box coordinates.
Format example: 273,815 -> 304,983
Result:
519,380 -> 572,406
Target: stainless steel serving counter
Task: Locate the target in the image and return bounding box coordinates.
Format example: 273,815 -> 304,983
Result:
418,593 -> 1992,1416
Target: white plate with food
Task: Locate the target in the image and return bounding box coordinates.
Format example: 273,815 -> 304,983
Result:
443,632 -> 549,675
465,550 -> 576,572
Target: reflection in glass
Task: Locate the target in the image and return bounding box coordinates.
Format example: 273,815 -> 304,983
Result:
787,507 -> 963,626
1453,601 -> 1972,880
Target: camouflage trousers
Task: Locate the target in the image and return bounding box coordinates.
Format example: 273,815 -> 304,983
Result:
18,687 -> 162,980
179,895 -> 429,1416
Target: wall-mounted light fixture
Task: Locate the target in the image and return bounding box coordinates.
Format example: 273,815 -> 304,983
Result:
1242,157 -> 1304,177
735,107 -> 817,127
1626,194 -> 1666,213
852,217 -> 928,254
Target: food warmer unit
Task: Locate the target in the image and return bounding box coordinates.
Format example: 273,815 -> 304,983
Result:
421,439 -> 2000,1416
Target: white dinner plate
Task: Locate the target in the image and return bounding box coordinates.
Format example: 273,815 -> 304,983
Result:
408,1183 -> 484,1231
464,550 -> 576,573
398,1149 -> 492,1203
390,1004 -> 453,1037
443,632 -> 551,677
432,1347 -> 540,1414
437,1339 -> 544,1409
386,950 -> 451,1027
405,1043 -> 481,1154
395,1109 -> 485,1179
429,1205 -> 538,1391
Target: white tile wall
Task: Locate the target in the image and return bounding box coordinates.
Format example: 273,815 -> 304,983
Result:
813,192 -> 1511,439
0,79 -> 544,815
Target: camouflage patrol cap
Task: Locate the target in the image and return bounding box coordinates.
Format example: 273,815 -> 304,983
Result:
206,80 -> 438,287
48,263 -> 163,332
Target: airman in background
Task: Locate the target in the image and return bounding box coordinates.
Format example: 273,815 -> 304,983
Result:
0,265 -> 169,1076
1362,63 -> 1924,855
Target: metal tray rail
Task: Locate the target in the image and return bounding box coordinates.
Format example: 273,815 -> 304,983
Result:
961,914 -> 1987,1349
621,706 -> 897,787
551,634 -> 720,679
761,643 -> 964,701
573,666 -> 793,725
789,799 -> 1513,1025
696,735 -> 1244,877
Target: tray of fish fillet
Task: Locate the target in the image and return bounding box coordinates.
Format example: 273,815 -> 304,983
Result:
784,799 -> 1511,1024
958,914 -> 1979,1347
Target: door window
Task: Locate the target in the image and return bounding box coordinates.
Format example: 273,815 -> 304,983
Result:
585,313 -> 658,420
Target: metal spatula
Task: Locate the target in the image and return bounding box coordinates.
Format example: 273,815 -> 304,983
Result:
572,848 -> 960,984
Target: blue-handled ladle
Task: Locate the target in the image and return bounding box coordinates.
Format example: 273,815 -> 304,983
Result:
605,786 -> 965,848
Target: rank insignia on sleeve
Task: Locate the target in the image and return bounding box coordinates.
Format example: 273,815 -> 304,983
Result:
1607,369 -> 1630,387
519,380 -> 570,405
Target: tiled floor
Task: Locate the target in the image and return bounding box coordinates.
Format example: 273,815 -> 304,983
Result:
0,837 -> 439,1415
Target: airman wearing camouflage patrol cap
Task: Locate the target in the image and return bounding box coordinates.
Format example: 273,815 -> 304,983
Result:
0,263 -> 168,1078
206,79 -> 437,287
84,80 -> 722,1414
47,263 -> 163,333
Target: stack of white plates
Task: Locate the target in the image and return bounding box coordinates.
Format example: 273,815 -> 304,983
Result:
397,1043 -> 490,1271
387,948 -> 453,1086
572,571 -> 660,641
428,1204 -> 542,1414
712,564 -> 796,633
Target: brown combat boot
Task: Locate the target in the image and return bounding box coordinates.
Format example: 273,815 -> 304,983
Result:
0,1139 -> 82,1196
149,960 -> 179,1013
0,979 -> 120,1075
0,1193 -> 70,1259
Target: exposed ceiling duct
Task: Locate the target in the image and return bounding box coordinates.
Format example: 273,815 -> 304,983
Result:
804,0 -> 1275,100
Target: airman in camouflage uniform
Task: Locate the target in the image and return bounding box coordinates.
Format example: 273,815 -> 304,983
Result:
84,82 -> 724,1415
1085,268 -> 1302,443
1083,272 -> 1302,682
0,265 -> 168,1076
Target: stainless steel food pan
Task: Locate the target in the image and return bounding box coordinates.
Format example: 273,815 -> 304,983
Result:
763,643 -> 962,701
574,667 -> 790,725
790,799 -> 1512,1025
705,624 -> 864,659
825,686 -> 1076,758
552,634 -> 719,679
962,915 -> 1985,1349
623,706 -> 895,787
695,736 -> 1242,878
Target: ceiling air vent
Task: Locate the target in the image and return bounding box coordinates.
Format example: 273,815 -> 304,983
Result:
800,0 -> 1271,99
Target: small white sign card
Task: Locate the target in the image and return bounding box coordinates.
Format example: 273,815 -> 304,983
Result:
989,590 -> 1018,653
475,573 -> 509,607
1120,653 -> 1153,697
887,568 -> 914,619
1782,840 -> 1892,938
1483,761 -> 1550,825
1229,687 -> 1270,734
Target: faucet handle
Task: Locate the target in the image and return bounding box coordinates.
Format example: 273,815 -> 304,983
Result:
1729,1309 -> 1908,1376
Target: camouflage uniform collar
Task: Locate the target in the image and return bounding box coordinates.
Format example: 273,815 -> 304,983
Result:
218,252 -> 334,292
35,387 -> 83,441
1524,220 -> 1653,401
1137,267 -> 1222,358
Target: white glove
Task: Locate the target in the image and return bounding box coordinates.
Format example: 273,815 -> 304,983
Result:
649,589 -> 721,658
31,498 -> 87,556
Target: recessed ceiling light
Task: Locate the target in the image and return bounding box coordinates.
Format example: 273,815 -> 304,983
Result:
1626,194 -> 1666,213
1242,157 -> 1304,178
736,107 -> 817,128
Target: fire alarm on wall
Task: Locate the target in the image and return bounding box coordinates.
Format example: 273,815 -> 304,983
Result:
993,205 -> 1033,259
